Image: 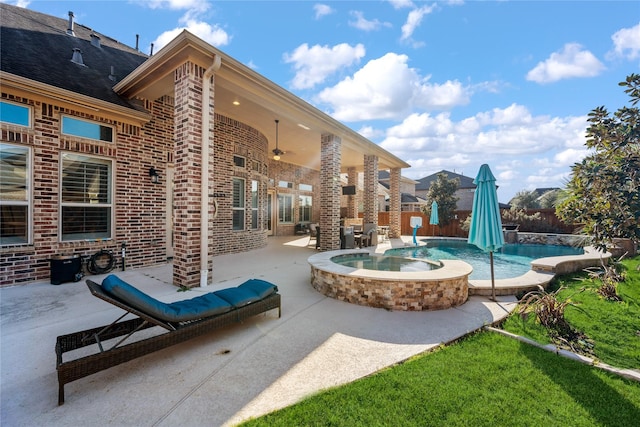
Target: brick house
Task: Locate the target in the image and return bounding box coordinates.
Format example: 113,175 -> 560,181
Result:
0,4 -> 409,287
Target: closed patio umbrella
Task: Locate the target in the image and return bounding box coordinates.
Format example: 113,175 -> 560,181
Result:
467,164 -> 504,301
429,201 -> 439,236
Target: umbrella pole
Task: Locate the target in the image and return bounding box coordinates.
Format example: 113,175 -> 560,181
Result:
490,251 -> 496,301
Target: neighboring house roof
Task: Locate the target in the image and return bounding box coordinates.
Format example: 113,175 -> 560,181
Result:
401,193 -> 420,204
416,170 -> 476,191
1,4 -> 147,112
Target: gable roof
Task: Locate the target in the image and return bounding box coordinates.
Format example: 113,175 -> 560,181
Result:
416,170 -> 476,191
1,3 -> 147,111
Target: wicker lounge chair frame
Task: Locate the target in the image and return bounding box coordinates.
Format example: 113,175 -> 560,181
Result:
55,280 -> 281,405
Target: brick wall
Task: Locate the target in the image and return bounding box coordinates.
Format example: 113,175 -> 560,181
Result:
1,92 -> 170,287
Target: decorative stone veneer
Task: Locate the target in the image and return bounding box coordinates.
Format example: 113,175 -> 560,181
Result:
515,232 -> 586,247
308,250 -> 471,311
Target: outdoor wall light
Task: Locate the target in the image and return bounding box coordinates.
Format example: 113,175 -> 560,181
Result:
149,167 -> 159,184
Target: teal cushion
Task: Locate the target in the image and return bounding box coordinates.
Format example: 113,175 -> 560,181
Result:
214,287 -> 261,308
101,275 -> 232,322
238,279 -> 277,299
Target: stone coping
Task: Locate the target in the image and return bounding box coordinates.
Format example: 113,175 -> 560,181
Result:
469,246 -> 611,296
308,249 -> 473,281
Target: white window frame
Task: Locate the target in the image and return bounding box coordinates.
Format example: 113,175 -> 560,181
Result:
60,152 -> 114,241
251,180 -> 259,230
299,195 -> 312,223
277,193 -> 294,224
0,143 -> 31,245
232,177 -> 245,231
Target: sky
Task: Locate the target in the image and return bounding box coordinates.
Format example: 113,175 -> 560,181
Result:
5,0 -> 640,202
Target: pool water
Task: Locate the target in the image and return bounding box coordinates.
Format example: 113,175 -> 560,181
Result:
331,253 -> 440,272
384,239 -> 583,280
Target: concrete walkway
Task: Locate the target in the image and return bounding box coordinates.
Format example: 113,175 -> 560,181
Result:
1,236 -> 516,426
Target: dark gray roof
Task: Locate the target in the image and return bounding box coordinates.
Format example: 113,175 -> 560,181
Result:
416,170 -> 476,191
401,193 -> 420,203
1,3 -> 148,111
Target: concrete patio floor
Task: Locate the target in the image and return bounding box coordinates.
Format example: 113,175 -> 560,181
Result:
1,236 -> 517,426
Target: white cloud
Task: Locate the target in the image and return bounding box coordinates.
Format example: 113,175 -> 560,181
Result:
400,4 -> 437,42
313,4 -> 334,20
316,53 -> 471,121
608,22 -> 640,61
142,0 -> 229,52
5,0 -> 31,7
388,0 -> 415,9
348,11 -> 391,31
526,43 -> 606,84
379,104 -> 590,199
284,43 -> 366,90
142,0 -> 208,12
152,20 -> 230,52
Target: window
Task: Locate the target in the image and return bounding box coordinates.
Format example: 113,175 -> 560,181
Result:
0,101 -> 30,127
232,177 -> 245,230
61,153 -> 112,241
251,180 -> 259,229
278,180 -> 293,189
0,143 -> 30,245
299,183 -> 313,192
277,194 -> 294,224
299,195 -> 312,222
62,116 -> 113,142
233,155 -> 245,168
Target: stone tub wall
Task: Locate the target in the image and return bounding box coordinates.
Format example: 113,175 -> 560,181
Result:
308,250 -> 472,311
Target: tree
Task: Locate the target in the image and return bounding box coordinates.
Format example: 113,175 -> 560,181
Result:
538,189 -> 562,208
510,190 -> 540,209
421,172 -> 459,226
556,73 -> 640,251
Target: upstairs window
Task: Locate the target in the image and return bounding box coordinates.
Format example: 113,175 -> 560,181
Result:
0,101 -> 30,127
0,143 -> 30,245
62,116 -> 113,143
61,153 -> 112,241
233,155 -> 245,168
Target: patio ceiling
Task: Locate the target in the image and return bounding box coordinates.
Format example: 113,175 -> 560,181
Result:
114,31 -> 409,173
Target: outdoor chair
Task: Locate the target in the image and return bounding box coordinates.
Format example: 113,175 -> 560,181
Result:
308,223 -> 320,248
356,223 -> 377,247
55,274 -> 281,405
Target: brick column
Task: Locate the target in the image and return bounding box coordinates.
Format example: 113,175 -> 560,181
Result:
319,133 -> 341,251
363,154 -> 378,225
172,62 -> 213,288
346,166 -> 357,219
389,167 -> 401,238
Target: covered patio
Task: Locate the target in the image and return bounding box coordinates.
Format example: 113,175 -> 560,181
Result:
0,236 -> 515,426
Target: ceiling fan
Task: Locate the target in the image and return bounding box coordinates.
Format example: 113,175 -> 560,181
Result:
273,119 -> 285,160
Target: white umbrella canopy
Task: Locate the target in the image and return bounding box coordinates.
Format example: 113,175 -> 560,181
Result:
467,164 -> 504,300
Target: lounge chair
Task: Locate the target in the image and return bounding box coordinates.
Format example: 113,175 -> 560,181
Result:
55,274 -> 281,405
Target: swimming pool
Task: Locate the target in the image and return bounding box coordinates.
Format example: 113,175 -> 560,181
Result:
384,239 -> 584,280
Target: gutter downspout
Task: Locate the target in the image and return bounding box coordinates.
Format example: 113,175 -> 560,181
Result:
201,56 -> 221,287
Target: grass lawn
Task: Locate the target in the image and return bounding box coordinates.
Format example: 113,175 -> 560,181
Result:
241,332 -> 640,426
502,256 -> 640,369
240,256 -> 640,426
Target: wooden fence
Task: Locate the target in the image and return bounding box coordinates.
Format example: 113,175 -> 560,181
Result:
376,209 -> 577,238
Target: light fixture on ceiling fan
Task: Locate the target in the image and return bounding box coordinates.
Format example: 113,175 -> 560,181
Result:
273,119 -> 284,161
